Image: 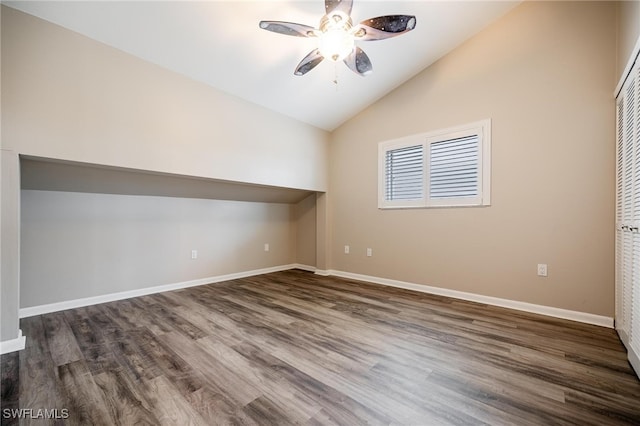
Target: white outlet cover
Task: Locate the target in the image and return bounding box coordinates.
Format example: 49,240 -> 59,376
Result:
537,264 -> 548,277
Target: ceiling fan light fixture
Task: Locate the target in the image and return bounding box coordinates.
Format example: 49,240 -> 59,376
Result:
318,32 -> 354,62
318,12 -> 354,62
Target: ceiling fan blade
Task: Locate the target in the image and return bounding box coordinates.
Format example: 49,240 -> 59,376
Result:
343,47 -> 372,76
353,15 -> 417,41
259,21 -> 317,37
295,49 -> 325,76
325,0 -> 353,16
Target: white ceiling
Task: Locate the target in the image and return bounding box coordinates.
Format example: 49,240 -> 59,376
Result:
5,0 -> 519,131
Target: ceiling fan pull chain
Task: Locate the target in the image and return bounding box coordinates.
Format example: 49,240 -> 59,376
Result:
333,62 -> 339,89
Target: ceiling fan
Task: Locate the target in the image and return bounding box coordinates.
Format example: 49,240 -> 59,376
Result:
259,0 -> 416,77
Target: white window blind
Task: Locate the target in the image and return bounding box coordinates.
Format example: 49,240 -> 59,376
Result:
429,135 -> 479,199
378,119 -> 490,209
385,144 -> 424,201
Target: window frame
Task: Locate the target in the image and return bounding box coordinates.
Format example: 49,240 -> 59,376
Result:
378,119 -> 491,209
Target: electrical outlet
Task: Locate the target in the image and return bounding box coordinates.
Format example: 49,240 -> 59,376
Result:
367,248 -> 373,257
191,250 -> 198,260
537,263 -> 548,277
264,243 -> 270,252
344,245 -> 350,254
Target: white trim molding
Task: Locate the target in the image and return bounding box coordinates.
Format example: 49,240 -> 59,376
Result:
19,264 -> 302,318
618,328 -> 630,349
378,119 -> 491,210
615,33 -> 640,98
0,329 -> 26,354
292,264 -> 317,273
629,346 -> 640,378
17,265 -> 613,329
328,270 -> 614,328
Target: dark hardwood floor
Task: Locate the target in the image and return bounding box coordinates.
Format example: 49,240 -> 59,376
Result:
2,269 -> 640,425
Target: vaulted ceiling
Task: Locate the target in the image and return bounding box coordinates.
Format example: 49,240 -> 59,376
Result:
5,1 -> 520,131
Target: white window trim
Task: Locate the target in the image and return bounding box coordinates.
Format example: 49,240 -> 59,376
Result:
378,119 -> 491,209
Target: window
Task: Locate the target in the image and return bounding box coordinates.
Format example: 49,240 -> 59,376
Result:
378,119 -> 491,208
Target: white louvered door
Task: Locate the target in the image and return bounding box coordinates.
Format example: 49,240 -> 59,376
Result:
631,65 -> 640,366
616,60 -> 640,377
616,97 -> 627,344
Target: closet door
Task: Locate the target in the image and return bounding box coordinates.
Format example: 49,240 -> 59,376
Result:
616,62 -> 640,375
630,66 -> 640,364
615,94 -> 630,345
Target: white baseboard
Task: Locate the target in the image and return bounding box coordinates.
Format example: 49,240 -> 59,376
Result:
618,328 -> 630,350
292,263 -> 317,273
0,329 -> 26,354
19,264 -> 301,318
629,345 -> 640,379
328,270 -> 614,329
17,264 -> 614,330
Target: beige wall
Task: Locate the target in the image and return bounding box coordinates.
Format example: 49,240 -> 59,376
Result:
0,6 -> 328,340
0,1 -> 622,339
329,1 -> 617,316
1,151 -> 20,340
1,6 -> 328,191
617,0 -> 640,81
293,193 -> 317,268
21,190 -> 295,308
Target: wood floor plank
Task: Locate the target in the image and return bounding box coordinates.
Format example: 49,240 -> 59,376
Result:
229,341 -> 392,426
3,269 -> 639,425
142,375 -> 209,426
57,360 -> 113,426
105,332 -> 162,382
159,331 -> 262,406
41,312 -> 84,367
197,336 -> 323,423
92,368 -> 159,425
183,386 -> 240,426
1,351 -> 20,426
239,395 -> 297,426
17,316 -> 67,426
128,327 -> 204,396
